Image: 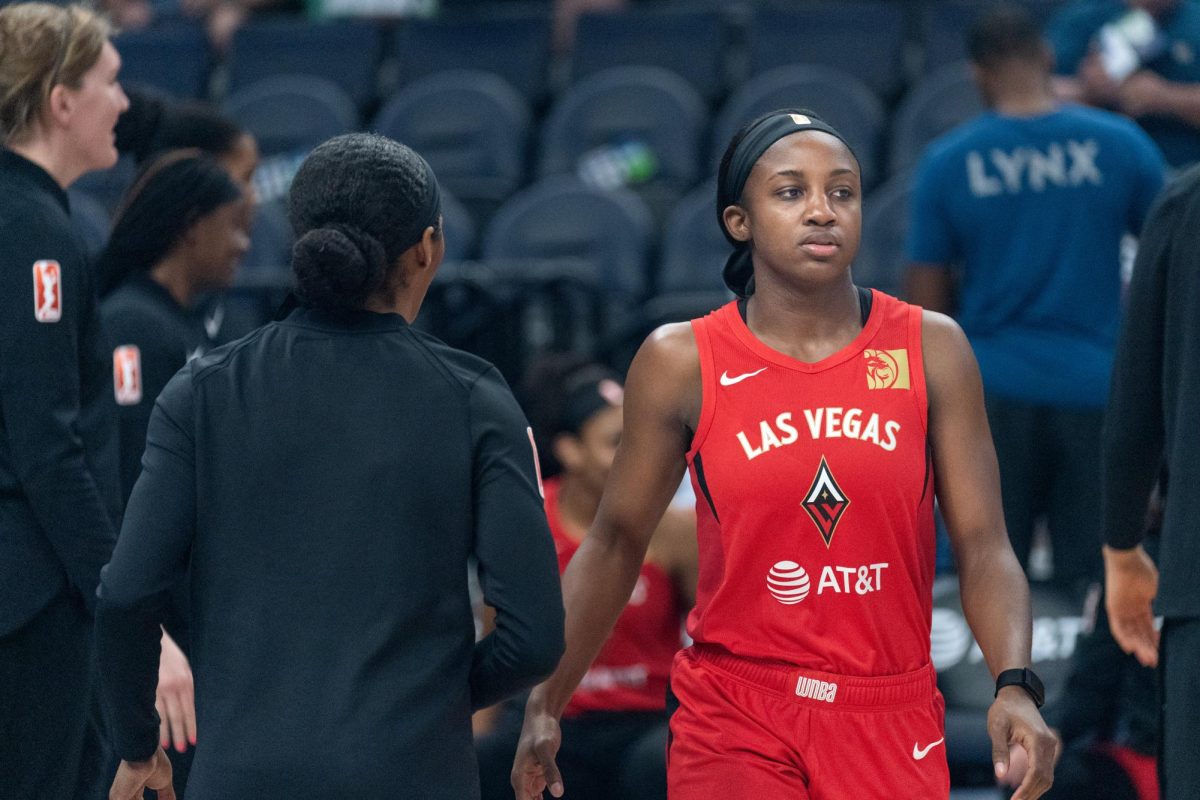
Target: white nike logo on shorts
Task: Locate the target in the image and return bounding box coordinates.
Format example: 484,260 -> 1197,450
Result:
912,738 -> 945,760
719,367 -> 767,386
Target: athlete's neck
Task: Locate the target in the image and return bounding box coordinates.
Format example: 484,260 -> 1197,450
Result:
985,69 -> 1057,117
9,135 -> 88,190
151,258 -> 200,308
745,279 -> 863,364
555,475 -> 601,544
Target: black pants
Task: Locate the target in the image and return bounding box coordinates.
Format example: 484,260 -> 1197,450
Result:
476,705 -> 667,800
1040,741 -> 1141,800
0,591 -> 107,800
985,396 -> 1104,597
1162,617 -> 1200,800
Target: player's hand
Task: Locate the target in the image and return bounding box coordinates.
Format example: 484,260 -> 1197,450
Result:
109,747 -> 175,800
988,687 -> 1057,800
156,629 -> 196,752
510,703 -> 564,800
1104,544 -> 1160,668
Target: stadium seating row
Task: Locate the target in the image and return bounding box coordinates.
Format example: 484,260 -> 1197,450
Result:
113,0 -> 1068,109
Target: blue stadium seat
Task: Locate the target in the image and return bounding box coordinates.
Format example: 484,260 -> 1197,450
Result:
372,70 -> 530,214
659,179 -> 730,295
224,76 -> 358,157
571,6 -> 732,101
114,24 -> 210,99
921,0 -> 1067,73
856,173 -> 912,296
748,2 -> 907,100
539,66 -> 706,218
439,190 -> 477,263
890,61 -> 985,177
710,65 -> 887,188
239,198 -> 293,274
226,18 -> 383,109
482,176 -> 654,300
602,289 -> 732,376
389,10 -> 551,102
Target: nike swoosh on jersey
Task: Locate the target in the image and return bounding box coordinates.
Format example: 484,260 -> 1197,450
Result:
719,367 -> 768,386
912,738 -> 945,760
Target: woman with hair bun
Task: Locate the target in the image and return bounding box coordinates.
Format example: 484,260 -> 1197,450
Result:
95,133 -> 564,798
512,109 -> 1058,800
0,4 -> 128,796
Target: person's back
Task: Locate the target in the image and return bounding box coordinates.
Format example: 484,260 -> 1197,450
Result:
909,103 -> 1163,406
97,134 -> 565,799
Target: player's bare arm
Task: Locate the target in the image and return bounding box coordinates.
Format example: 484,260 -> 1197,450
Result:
511,322 -> 698,800
923,309 -> 1058,800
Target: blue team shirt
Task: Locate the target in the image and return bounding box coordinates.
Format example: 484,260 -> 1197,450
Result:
1049,0 -> 1200,168
906,105 -> 1165,407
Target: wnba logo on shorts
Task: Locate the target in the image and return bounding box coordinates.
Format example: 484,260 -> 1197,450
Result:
864,349 -> 910,390
795,675 -> 838,703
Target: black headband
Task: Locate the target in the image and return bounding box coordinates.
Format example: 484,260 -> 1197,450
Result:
717,110 -> 858,298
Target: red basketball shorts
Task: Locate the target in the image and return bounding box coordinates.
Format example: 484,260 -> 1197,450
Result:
666,646 -> 950,799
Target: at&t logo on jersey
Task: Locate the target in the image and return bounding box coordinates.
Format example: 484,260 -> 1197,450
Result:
766,560 -> 890,605
767,561 -> 811,604
864,348 -> 909,390
32,260 -> 62,323
113,346 -> 142,406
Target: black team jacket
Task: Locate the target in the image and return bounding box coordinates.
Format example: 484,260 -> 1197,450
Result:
0,149 -> 120,635
96,306 -> 564,797
1102,164 -> 1200,618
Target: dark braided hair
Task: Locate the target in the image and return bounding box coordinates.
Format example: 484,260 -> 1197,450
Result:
288,133 -> 442,312
96,149 -> 243,295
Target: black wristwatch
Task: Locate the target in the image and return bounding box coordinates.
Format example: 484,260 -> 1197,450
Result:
995,667 -> 1045,708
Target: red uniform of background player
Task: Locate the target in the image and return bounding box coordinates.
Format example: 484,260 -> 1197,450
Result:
511,109 -> 1058,800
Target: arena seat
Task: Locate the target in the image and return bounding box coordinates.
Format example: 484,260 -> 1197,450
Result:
711,65 -> 887,189
439,190 -> 477,263
570,6 -> 732,102
389,10 -> 552,103
224,76 -> 358,157
114,24 -> 210,99
889,61 -> 985,177
539,66 -> 706,221
658,179 -> 730,295
226,18 -> 383,109
372,70 -> 530,224
856,172 -> 912,296
748,2 -> 907,100
482,176 -> 654,301
600,290 -> 732,375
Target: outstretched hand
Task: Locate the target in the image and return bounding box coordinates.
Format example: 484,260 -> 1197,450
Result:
988,687 -> 1058,800
109,747 -> 175,800
510,704 -> 564,800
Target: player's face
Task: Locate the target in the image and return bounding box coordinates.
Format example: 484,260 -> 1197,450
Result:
729,132 -> 862,288
60,41 -> 129,173
186,200 -> 250,292
569,404 -> 623,496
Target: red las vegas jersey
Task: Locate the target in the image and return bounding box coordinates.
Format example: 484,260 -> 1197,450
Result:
685,291 -> 936,676
545,478 -> 681,716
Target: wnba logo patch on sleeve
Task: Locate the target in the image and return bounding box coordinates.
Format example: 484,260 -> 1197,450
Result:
113,346 -> 142,406
864,349 -> 909,390
32,260 -> 62,323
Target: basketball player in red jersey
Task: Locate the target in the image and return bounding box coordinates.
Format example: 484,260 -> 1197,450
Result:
477,357 -> 696,800
510,109 -> 1058,800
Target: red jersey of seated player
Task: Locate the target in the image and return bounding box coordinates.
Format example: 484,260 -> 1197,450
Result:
544,477 -> 682,717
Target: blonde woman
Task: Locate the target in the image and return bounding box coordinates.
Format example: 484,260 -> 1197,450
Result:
0,4 -> 129,798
